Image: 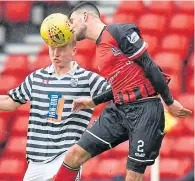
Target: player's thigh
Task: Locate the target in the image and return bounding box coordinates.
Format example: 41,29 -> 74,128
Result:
77,103 -> 128,157
123,98 -> 165,174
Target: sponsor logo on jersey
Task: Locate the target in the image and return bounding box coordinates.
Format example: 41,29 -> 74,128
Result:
46,93 -> 64,122
127,31 -> 139,44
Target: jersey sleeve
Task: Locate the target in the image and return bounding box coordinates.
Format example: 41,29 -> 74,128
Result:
107,24 -> 148,60
92,87 -> 114,105
8,72 -> 34,104
87,71 -> 110,98
135,52 -> 174,106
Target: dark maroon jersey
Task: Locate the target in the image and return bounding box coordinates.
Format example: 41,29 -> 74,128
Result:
96,24 -> 161,104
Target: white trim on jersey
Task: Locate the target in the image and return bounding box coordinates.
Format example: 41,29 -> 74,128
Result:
128,41 -> 148,60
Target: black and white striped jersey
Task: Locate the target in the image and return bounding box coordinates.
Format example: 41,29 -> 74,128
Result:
8,63 -> 110,163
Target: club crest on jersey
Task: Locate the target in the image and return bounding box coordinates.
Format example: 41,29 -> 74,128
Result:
70,78 -> 78,87
111,47 -> 122,56
127,31 -> 139,44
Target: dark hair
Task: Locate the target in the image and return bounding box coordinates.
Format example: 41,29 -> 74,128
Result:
68,2 -> 100,18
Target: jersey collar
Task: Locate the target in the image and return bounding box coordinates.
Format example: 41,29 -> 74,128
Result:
96,26 -> 107,46
47,61 -> 78,76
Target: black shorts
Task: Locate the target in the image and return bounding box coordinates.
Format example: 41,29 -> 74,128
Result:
77,97 -> 165,173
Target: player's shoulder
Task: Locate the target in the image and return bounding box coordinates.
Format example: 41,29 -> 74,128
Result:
39,65 -> 51,75
76,65 -> 101,79
75,65 -> 86,74
74,64 -> 92,77
77,66 -> 97,76
31,65 -> 52,78
107,23 -> 139,34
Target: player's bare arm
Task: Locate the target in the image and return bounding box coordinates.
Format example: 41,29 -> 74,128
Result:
0,95 -> 21,111
72,97 -> 95,112
72,88 -> 113,112
168,99 -> 191,118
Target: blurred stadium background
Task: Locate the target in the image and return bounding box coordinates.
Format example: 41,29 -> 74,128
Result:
0,0 -> 194,181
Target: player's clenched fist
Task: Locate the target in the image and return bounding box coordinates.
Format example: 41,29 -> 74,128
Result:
168,100 -> 192,118
72,98 -> 95,112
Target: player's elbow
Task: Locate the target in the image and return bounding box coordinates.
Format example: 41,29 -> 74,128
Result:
145,63 -> 160,79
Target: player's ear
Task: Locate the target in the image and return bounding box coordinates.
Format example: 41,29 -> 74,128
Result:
83,12 -> 88,22
72,47 -> 77,56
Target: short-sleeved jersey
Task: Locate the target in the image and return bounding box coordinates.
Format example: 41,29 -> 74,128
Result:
8,63 -> 110,163
96,24 -> 157,104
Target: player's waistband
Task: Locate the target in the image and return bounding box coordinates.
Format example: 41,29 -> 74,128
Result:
113,84 -> 158,104
115,95 -> 160,107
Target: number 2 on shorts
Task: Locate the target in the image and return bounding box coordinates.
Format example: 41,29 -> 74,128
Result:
137,140 -> 144,152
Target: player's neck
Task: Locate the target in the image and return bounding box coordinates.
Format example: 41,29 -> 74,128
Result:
86,21 -> 106,43
53,61 -> 75,76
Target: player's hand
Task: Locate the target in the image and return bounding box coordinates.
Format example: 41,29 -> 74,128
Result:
72,97 -> 96,112
168,100 -> 192,118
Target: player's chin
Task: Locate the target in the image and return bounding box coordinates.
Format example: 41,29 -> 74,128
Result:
53,61 -> 64,67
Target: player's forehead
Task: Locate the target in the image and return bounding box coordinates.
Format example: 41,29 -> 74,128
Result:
69,11 -> 80,21
49,44 -> 68,50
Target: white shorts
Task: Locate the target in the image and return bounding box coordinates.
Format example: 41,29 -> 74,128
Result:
23,152 -> 81,181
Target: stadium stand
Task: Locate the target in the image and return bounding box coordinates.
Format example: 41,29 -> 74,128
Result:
0,1 -> 194,181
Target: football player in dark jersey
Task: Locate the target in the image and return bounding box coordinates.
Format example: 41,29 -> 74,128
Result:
53,2 -> 192,181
